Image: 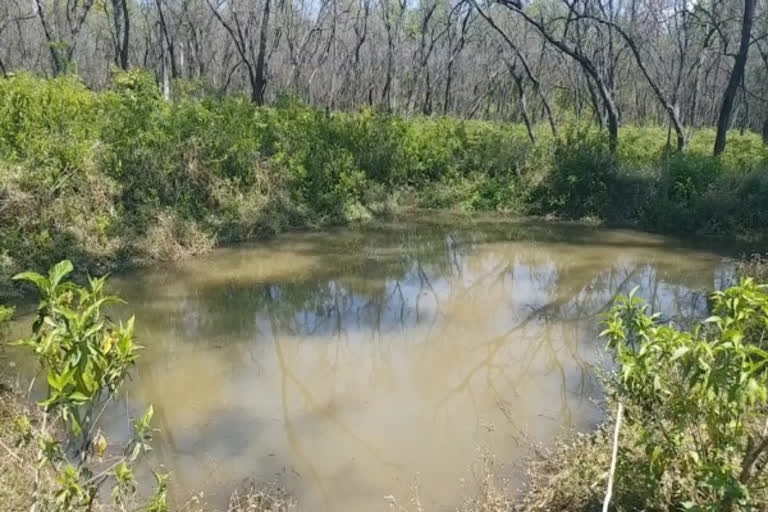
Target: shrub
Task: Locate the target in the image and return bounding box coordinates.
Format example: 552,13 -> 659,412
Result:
524,281 -> 768,511
1,73 -> 768,298
661,151 -> 723,204
0,305 -> 12,326
600,281 -> 768,509
737,254 -> 768,283
7,260 -> 165,511
534,129 -> 616,218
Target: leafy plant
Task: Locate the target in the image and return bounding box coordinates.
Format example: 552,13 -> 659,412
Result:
10,260 -> 165,511
0,304 -> 12,326
602,280 -> 768,509
535,129 -> 617,219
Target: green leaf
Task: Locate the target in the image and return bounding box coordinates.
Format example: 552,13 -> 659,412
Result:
12,271 -> 49,290
139,405 -> 154,428
68,391 -> 90,403
48,259 -> 74,289
670,346 -> 690,361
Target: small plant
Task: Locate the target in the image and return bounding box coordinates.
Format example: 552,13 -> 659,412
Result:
9,260 -> 166,511
0,304 -> 12,327
602,280 -> 768,509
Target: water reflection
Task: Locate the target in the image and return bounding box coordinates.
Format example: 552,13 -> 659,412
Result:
108,215 -> 733,511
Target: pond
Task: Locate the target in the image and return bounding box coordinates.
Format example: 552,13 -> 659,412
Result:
64,215 -> 741,510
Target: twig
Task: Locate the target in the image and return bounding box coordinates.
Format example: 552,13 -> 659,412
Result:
0,436 -> 23,463
603,401 -> 624,512
82,456 -> 128,486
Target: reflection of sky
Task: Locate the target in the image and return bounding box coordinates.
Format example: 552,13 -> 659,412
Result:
86,217 -> 735,510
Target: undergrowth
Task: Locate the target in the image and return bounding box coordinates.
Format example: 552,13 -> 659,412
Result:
2,71 -> 767,297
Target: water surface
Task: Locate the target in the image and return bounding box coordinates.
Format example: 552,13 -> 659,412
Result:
106,215 -> 734,510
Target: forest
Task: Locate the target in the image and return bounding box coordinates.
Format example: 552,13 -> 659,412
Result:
0,0 -> 768,152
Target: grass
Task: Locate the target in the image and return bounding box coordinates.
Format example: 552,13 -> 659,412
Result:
0,387 -> 56,512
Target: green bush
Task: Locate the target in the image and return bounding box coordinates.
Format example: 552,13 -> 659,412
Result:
534,129 -> 616,218
601,281 -> 768,509
1,72 -> 767,298
524,280 -> 768,511
9,260 -> 164,511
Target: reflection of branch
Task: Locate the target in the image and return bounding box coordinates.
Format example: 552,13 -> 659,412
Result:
416,262 -> 441,314
434,301 -> 552,413
267,290 -> 403,475
495,399 -> 547,459
435,262 -> 643,428
273,334 -> 330,508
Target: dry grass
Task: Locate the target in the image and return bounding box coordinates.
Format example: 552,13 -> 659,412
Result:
227,479 -> 297,512
458,454 -> 517,512
0,388 -> 56,512
138,210 -> 215,262
515,430 -> 609,511
737,253 -> 768,282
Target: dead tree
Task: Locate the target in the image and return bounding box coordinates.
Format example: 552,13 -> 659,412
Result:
206,0 -> 272,104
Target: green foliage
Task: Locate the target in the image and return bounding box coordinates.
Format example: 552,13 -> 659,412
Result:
1,73 -> 767,298
0,304 -> 12,352
8,260 -> 165,512
534,129 -> 616,218
601,281 -> 768,509
0,304 -> 12,326
13,260 -> 137,431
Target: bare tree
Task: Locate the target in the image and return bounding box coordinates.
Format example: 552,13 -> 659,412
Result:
34,0 -> 96,75
0,0 -> 761,151
471,0 -> 558,137
207,0 -> 273,104
104,0 -> 130,70
497,0 -> 621,150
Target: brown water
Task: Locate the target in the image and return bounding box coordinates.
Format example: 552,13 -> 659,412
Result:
98,215 -> 734,510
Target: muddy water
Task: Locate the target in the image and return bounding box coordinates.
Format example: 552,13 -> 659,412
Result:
107,215 -> 734,510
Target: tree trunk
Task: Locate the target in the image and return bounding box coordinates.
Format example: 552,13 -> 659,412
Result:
606,102 -> 619,153
508,62 -> 535,145
162,37 -> 171,100
423,69 -> 433,115
762,118 -> 768,146
252,0 -> 271,105
585,73 -> 605,128
156,0 -> 178,78
34,0 -> 64,75
714,0 -> 755,156
116,0 -> 130,69
381,6 -> 395,112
